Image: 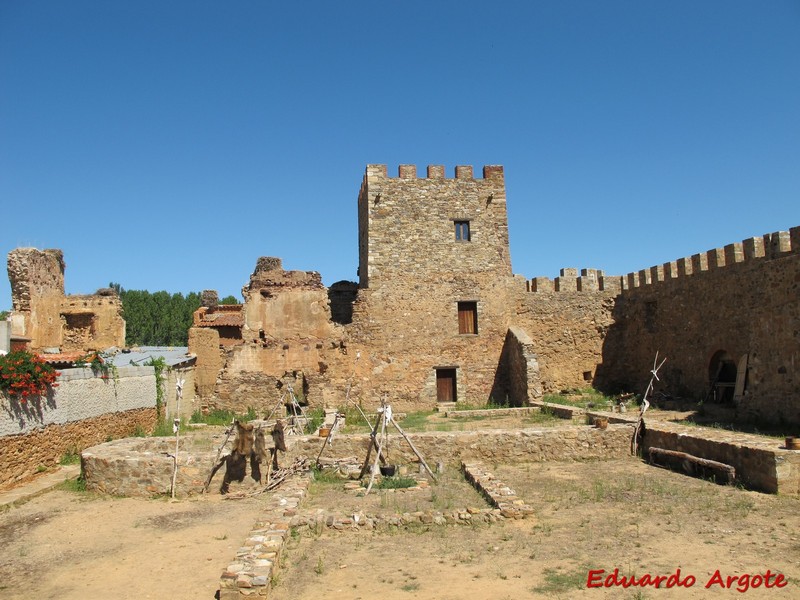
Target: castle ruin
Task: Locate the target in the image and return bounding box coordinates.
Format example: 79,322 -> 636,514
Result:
6,248 -> 125,353
188,164 -> 799,427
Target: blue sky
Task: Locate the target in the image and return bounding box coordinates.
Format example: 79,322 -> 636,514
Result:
1,1 -> 798,306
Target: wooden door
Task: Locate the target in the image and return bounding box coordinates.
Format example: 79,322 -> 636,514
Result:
436,369 -> 457,403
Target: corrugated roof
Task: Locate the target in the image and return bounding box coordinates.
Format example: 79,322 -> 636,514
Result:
108,347 -> 196,368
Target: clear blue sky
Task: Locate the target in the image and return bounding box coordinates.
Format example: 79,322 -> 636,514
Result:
2,1 -> 799,307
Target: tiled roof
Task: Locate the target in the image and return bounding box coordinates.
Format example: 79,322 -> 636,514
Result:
38,351 -> 86,365
193,305 -> 244,328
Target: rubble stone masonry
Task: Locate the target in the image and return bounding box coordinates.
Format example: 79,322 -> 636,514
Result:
186,164 -> 798,427
7,247 -> 125,352
598,229 -> 800,425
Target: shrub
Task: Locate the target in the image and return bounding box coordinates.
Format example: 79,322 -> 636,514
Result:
0,350 -> 60,402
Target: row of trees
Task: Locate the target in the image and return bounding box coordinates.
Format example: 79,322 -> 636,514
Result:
110,283 -> 237,347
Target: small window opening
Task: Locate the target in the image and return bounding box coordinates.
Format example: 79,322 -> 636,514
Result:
455,220 -> 471,241
458,301 -> 478,334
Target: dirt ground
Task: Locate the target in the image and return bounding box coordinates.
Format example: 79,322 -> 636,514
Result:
1,446 -> 798,599
0,486 -> 265,600
270,458 -> 800,600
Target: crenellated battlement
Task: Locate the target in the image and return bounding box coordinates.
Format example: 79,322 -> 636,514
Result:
526,268 -> 623,294
365,164 -> 504,181
619,227 -> 799,292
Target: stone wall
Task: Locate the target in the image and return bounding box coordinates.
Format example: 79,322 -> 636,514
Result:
641,421 -> 800,495
81,424 -> 632,498
82,436 -> 214,497
598,228 -> 800,425
286,425 -> 633,466
0,408 -> 156,489
188,327 -> 224,400
492,327 -> 542,405
514,279 -> 618,394
0,365 -> 157,488
164,365 -> 198,420
6,247 -> 125,352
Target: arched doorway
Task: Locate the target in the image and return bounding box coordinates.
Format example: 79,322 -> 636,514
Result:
708,350 -> 737,403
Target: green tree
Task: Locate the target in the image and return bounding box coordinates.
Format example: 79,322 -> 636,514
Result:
220,295 -> 240,305
111,284 -> 201,346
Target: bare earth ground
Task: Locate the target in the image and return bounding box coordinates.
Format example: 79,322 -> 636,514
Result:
0,485 -> 265,600
270,459 -> 800,600
1,421 -> 798,600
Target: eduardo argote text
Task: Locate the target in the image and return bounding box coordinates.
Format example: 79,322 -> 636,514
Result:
587,568 -> 788,593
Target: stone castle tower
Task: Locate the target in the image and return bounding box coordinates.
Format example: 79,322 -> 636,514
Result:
352,165 -> 526,405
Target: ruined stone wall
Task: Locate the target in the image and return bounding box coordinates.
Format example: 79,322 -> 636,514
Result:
241,259 -> 335,342
7,248 -> 65,347
6,248 -> 125,352
59,292 -> 125,351
163,365 -> 197,420
493,327 -> 542,405
188,327 -> 224,400
598,228 -> 800,426
191,258 -> 351,412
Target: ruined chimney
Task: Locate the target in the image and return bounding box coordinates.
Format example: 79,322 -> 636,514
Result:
254,257 -> 283,274
201,290 -> 219,309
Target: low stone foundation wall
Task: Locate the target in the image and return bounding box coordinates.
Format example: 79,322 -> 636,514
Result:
82,435 -> 218,497
219,475 -> 310,599
0,407 -> 156,489
82,425 -> 633,498
218,460 -> 535,598
286,425 -> 634,466
641,422 -> 800,495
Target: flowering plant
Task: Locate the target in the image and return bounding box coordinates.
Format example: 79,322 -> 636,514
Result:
0,351 -> 60,402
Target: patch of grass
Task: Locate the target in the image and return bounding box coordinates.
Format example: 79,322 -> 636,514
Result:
310,466 -> 344,485
543,388 -> 615,410
532,564 -> 591,594
451,400 -> 506,411
304,407 -> 325,434
59,447 -> 81,465
58,475 -> 87,493
151,419 -> 174,437
189,407 -> 256,426
36,465 -> 48,473
522,409 -> 561,425
397,410 -> 435,432
376,475 -> 417,490
401,582 -> 420,592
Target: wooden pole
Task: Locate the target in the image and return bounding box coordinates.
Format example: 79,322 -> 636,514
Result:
632,352 -> 666,456
364,410 -> 387,495
390,416 -> 437,482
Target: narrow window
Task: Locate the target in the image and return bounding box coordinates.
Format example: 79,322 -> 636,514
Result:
457,301 -> 478,334
455,220 -> 471,241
